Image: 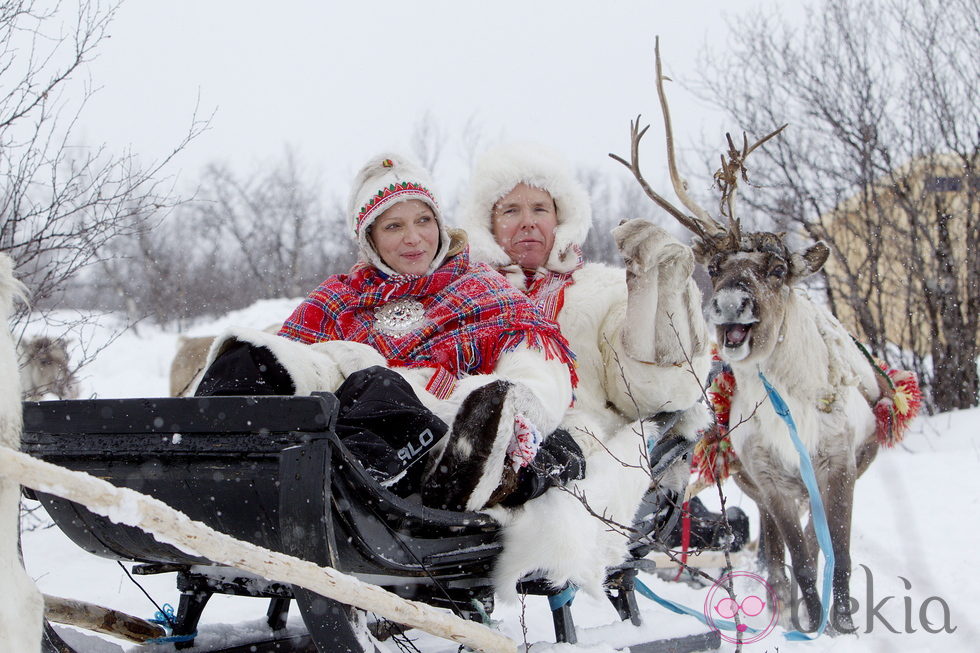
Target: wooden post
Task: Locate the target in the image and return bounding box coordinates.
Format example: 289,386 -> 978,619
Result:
44,595 -> 167,643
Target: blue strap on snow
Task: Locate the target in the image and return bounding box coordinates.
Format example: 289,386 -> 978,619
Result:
146,633 -> 198,645
758,371 -> 834,640
146,603 -> 198,645
469,598 -> 500,628
634,578 -> 758,634
548,584 -> 577,610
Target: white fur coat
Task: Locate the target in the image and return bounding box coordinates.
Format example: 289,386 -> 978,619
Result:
203,328 -> 571,436
486,262 -> 711,600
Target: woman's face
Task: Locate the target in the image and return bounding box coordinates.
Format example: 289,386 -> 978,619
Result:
491,183 -> 558,270
369,199 -> 440,276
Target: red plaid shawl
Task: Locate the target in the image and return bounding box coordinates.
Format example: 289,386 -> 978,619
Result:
506,245 -> 585,322
279,249 -> 577,398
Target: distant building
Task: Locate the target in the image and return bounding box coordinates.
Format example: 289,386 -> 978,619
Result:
822,154 -> 978,356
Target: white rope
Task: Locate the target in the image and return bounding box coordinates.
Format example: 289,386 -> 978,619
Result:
0,446 -> 516,653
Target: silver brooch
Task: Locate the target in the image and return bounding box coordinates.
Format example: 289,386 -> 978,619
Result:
374,298 -> 426,336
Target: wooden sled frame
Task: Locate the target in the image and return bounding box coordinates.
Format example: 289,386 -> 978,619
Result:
20,394 -> 720,653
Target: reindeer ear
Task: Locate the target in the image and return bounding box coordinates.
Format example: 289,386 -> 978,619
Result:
789,241 -> 830,279
691,236 -> 712,264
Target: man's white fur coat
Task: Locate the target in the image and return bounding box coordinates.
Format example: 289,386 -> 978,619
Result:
459,143 -> 711,600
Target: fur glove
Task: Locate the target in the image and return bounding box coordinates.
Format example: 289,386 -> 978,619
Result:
498,428 -> 586,507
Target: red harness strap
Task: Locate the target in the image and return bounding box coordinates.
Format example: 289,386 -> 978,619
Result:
673,501 -> 692,582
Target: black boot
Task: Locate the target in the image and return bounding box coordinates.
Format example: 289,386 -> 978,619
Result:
664,496 -> 750,552
422,381 -> 586,511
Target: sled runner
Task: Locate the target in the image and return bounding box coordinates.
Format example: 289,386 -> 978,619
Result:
20,394 -> 720,653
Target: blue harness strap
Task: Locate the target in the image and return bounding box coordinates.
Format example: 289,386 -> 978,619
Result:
758,371 -> 834,640
634,578 -> 759,634
548,584 -> 578,611
146,603 -> 198,645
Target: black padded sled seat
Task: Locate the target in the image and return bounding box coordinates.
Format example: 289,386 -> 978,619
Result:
21,395 -> 504,652
21,395 -> 501,577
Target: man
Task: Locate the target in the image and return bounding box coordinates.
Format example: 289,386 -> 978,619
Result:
458,143 -> 712,600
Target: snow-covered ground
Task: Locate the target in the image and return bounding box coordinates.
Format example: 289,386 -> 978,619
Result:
17,304 -> 980,652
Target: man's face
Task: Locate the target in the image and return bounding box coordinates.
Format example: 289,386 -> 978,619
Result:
491,183 -> 558,270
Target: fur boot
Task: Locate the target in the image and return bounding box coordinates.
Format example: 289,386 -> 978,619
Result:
422,381 -> 516,512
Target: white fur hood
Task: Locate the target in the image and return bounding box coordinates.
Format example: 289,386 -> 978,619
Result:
457,143 -> 592,273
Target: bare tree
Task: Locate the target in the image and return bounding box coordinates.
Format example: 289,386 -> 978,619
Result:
0,1 -> 206,328
89,150 -> 354,325
578,167 -> 620,264
194,150 -> 351,299
581,168 -> 692,268
697,0 -> 979,411
410,110 -> 444,175
88,215 -> 222,328
457,114 -> 491,172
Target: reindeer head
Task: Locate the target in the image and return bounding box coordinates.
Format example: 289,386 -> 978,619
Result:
610,38 -> 825,365
696,233 -> 829,363
18,335 -> 79,400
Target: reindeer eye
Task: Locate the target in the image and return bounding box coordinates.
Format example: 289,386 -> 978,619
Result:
769,264 -> 787,279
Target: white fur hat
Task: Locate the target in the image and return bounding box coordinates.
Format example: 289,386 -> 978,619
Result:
347,153 -> 450,276
457,142 -> 591,273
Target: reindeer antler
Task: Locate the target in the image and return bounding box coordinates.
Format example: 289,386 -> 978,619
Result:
651,38 -> 724,237
610,37 -> 726,243
611,36 -> 788,254
608,116 -> 714,240
714,126 -> 787,227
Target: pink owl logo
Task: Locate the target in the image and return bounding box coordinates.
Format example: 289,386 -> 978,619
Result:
703,571 -> 779,644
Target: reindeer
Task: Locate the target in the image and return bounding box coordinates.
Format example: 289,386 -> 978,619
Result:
18,336 -> 79,401
610,39 -> 886,633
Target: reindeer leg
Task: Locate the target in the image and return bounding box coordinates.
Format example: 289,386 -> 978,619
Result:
856,436 -> 878,478
824,461 -> 858,634
803,516 -> 817,563
734,471 -> 788,599
765,493 -> 821,632
758,508 -> 792,620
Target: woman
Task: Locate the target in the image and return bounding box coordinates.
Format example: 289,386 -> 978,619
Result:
197,154 -> 583,510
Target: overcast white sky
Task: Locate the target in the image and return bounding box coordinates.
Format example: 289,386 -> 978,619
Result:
74,0 -> 794,204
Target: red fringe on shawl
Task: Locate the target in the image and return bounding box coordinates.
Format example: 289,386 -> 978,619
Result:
410,326 -> 580,401
496,329 -> 579,390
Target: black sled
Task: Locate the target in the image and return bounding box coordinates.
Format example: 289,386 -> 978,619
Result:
20,394 -> 720,653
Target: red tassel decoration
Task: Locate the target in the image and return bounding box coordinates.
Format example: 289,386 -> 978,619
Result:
873,362 -> 922,447
694,361 -> 739,484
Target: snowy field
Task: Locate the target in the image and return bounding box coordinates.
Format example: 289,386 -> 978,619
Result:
18,304 -> 980,653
